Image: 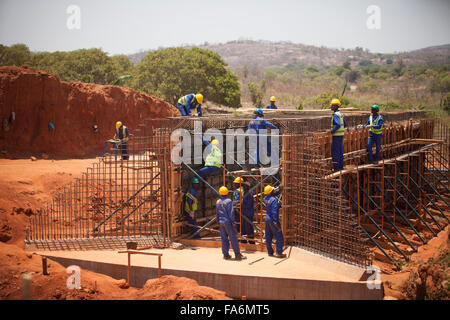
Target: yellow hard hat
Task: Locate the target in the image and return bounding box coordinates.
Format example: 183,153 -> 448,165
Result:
233,177 -> 244,184
264,185 -> 274,195
329,98 -> 341,107
211,139 -> 219,145
219,186 -> 229,196
116,121 -> 122,129
195,93 -> 203,104
270,96 -> 276,102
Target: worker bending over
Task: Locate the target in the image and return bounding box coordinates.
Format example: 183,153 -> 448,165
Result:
233,178 -> 255,244
264,185 -> 286,258
365,105 -> 384,163
184,177 -> 201,239
266,96 -> 278,109
177,93 -> 203,117
197,137 -> 222,180
248,108 -> 278,166
216,186 -> 246,260
330,99 -> 347,171
114,121 -> 130,160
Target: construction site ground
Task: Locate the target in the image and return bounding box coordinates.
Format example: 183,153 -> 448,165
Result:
0,157 -> 448,300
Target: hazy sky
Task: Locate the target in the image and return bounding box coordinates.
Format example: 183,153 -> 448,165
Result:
0,0 -> 449,55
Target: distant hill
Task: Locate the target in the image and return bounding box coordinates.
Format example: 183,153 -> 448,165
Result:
128,40 -> 450,69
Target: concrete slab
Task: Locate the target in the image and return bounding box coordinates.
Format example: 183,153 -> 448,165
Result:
35,246 -> 383,300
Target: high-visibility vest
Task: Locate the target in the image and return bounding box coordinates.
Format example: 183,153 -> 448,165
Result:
185,190 -> 198,214
205,145 -> 222,168
116,126 -> 129,141
369,115 -> 383,135
178,94 -> 196,107
331,111 -> 345,136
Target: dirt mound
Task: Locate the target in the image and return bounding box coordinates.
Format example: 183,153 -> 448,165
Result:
0,66 -> 179,158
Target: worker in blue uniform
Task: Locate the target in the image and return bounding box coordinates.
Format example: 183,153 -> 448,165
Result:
266,96 -> 278,109
365,105 -> 384,163
233,178 -> 255,244
248,108 -> 278,165
216,186 -> 246,260
330,99 -> 347,171
184,177 -> 201,239
197,137 -> 221,180
177,93 -> 203,117
264,185 -> 286,258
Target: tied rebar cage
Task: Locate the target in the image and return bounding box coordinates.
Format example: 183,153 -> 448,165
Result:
282,134 -> 372,267
26,122 -> 172,250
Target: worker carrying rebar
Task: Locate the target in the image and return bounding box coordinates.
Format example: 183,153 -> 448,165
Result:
216,186 -> 246,261
248,108 -> 278,166
177,93 -> 203,117
264,185 -> 286,258
330,99 -> 347,171
197,137 -> 222,180
184,177 -> 201,239
233,178 -> 255,244
365,105 -> 384,163
266,96 -> 278,109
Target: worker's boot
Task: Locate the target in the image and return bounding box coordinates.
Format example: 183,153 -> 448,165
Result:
274,253 -> 287,259
235,253 -> 247,261
223,254 -> 232,260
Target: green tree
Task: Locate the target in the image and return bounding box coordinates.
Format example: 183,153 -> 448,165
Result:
248,82 -> 263,108
430,72 -> 450,108
0,43 -> 32,66
342,61 -> 351,70
133,47 -> 241,107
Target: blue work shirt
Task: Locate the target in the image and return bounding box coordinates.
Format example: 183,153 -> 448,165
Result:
185,94 -> 202,117
266,103 -> 278,109
264,194 -> 279,223
186,187 -> 198,208
216,196 -> 235,224
234,189 -> 254,216
330,110 -> 347,134
248,116 -> 277,133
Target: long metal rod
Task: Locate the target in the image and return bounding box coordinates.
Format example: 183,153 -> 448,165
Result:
411,164 -> 449,209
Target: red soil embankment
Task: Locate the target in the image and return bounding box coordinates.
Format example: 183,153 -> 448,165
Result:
0,66 -> 179,158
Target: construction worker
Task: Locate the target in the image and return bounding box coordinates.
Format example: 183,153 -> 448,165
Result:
177,93 -> 203,117
248,108 -> 278,165
330,99 -> 347,171
216,186 -> 246,260
264,185 -> 286,258
114,121 -> 130,160
266,96 -> 278,109
197,137 -> 221,180
233,178 -> 255,244
365,105 -> 384,163
184,177 -> 201,239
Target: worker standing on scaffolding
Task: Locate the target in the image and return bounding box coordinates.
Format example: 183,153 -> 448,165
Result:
197,137 -> 222,180
365,105 -> 384,163
330,99 -> 347,171
184,177 -> 201,239
233,178 -> 255,244
177,93 -> 203,117
266,96 -> 278,109
264,185 -> 286,258
216,186 -> 246,260
248,108 -> 278,166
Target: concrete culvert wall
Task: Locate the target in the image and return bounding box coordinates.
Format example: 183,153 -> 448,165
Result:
0,66 -> 179,158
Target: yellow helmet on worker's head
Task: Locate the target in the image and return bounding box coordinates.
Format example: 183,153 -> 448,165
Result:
195,93 -> 203,104
211,139 -> 219,146
219,186 -> 229,196
264,185 -> 274,195
329,98 -> 341,107
270,96 -> 276,102
116,121 -> 122,129
233,177 -> 244,184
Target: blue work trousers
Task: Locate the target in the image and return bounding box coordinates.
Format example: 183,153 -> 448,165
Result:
219,222 -> 241,256
184,211 -> 201,239
331,136 -> 344,170
265,221 -> 284,255
177,103 -> 190,116
197,166 -> 220,180
367,133 -> 382,161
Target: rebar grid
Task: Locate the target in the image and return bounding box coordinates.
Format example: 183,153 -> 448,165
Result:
282,134 -> 372,267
